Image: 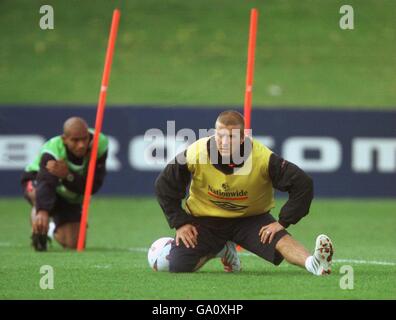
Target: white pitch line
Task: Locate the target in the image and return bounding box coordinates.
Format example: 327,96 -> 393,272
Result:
2,242 -> 395,267
93,264 -> 111,269
333,259 -> 396,266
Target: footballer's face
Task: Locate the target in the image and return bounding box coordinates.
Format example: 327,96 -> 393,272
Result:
215,121 -> 244,157
62,127 -> 90,158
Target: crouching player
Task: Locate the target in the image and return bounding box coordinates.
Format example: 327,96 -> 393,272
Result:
21,117 -> 108,251
155,110 -> 334,275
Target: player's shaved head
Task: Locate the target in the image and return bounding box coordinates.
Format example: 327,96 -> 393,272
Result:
63,117 -> 89,136
216,110 -> 245,132
62,117 -> 90,158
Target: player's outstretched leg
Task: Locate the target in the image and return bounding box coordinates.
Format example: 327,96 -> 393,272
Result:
216,241 -> 242,272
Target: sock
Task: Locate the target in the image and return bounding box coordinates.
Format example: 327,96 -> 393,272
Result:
47,221 -> 55,240
305,255 -> 320,275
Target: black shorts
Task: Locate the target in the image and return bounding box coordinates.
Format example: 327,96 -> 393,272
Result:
23,179 -> 82,230
169,213 -> 289,272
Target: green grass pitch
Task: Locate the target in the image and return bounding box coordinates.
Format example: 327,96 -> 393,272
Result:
0,0 -> 395,301
1,0 -> 395,108
0,197 -> 395,299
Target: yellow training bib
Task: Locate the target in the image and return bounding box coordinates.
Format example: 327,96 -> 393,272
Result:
185,137 -> 275,218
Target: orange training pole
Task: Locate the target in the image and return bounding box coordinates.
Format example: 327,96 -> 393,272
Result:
243,8 -> 258,130
238,9 -> 258,253
77,9 -> 121,251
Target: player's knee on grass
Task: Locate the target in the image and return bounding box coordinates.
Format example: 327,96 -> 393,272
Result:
169,255 -> 199,273
168,245 -> 202,273
168,221 -> 225,272
55,231 -> 77,249
55,222 -> 81,249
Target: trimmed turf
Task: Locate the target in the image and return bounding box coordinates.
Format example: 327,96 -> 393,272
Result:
0,197 -> 395,299
0,0 -> 395,108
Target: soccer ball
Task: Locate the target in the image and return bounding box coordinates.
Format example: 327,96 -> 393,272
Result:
147,237 -> 174,271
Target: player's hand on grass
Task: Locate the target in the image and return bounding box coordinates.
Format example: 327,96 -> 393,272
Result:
46,160 -> 69,179
32,210 -> 49,235
176,224 -> 198,249
259,222 -> 285,244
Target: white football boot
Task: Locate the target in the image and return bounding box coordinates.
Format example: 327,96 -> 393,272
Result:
313,234 -> 334,275
220,241 -> 242,273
